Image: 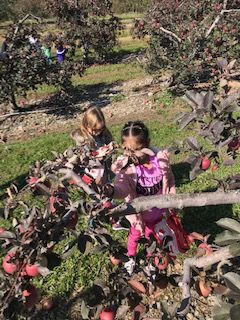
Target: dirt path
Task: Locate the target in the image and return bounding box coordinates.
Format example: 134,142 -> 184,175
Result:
0,75 -> 167,142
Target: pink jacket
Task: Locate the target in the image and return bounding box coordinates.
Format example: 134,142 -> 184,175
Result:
111,149 -> 176,203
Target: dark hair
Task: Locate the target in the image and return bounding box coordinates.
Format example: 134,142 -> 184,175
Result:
121,121 -> 150,148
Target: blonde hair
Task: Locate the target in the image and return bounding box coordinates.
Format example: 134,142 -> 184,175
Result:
71,106 -> 112,146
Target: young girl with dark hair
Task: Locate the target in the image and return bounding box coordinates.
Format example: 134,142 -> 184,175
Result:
104,121 -> 187,274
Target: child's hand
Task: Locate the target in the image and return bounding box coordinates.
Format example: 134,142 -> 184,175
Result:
102,184 -> 114,198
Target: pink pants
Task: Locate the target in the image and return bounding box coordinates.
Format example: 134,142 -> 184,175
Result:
127,208 -> 165,256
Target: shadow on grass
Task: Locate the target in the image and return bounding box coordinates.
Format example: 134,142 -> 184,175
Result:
181,203 -> 233,241
108,48 -> 145,63
172,161 -> 191,187
0,173 -> 28,201
172,162 -> 235,240
17,81 -> 123,119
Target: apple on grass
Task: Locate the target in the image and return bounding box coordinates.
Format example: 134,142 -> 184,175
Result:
100,307 -> 115,320
201,157 -> 211,170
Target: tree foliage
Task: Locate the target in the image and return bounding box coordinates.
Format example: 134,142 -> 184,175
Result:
134,0 -> 240,89
0,0 -> 121,111
46,0 -> 121,62
0,0 -> 47,21
0,18 -> 85,111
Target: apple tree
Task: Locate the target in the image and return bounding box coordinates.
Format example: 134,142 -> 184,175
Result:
46,0 -> 121,62
0,15 -> 85,111
134,0 -> 240,90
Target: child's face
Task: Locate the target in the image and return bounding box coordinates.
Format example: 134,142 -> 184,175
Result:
88,123 -> 105,137
122,136 -> 150,164
122,136 -> 142,152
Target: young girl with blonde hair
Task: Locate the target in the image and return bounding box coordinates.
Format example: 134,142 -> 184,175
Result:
71,106 -> 112,148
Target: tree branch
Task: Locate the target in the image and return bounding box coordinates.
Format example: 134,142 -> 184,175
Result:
177,243 -> 240,317
159,26 -> 182,43
205,0 -> 240,37
110,191 -> 240,218
59,168 -> 100,202
14,13 -> 42,36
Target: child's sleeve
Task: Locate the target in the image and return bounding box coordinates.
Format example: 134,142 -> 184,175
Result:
111,157 -> 136,199
113,168 -> 136,199
157,150 -> 176,194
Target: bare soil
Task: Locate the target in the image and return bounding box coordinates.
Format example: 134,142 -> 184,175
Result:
0,75 -> 170,142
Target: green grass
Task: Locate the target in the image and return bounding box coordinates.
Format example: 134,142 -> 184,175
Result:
34,61 -> 146,96
72,62 -> 145,87
32,34 -> 147,96
0,119 -> 240,302
117,12 -> 144,21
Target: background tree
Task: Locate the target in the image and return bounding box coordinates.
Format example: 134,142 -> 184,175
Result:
46,0 -> 121,62
0,16 -> 85,111
0,0 -> 15,21
134,0 -> 240,90
0,0 -> 47,21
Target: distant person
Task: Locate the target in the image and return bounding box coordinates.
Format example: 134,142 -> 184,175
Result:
0,37 -> 8,60
56,41 -> 68,63
28,33 -> 40,51
41,44 -> 52,63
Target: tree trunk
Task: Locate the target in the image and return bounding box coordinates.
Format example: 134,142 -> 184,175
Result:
9,88 -> 21,112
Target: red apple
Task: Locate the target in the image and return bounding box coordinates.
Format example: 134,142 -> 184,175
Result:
196,280 -> 212,297
0,227 -> 6,233
198,243 -> 213,255
109,255 -> 121,266
2,252 -> 19,274
201,157 -> 211,170
25,264 -> 39,277
100,307 -> 115,320
154,255 -> 169,270
212,164 -> 218,171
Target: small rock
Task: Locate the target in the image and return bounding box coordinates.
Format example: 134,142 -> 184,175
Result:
186,313 -> 194,320
194,310 -> 199,317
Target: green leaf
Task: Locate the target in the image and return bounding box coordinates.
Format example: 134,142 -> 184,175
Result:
230,304 -> 240,320
212,303 -> 231,320
77,234 -> 93,254
215,231 -> 240,246
216,218 -> 240,234
229,243 -> 240,257
81,300 -> 89,320
223,273 -> 240,295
